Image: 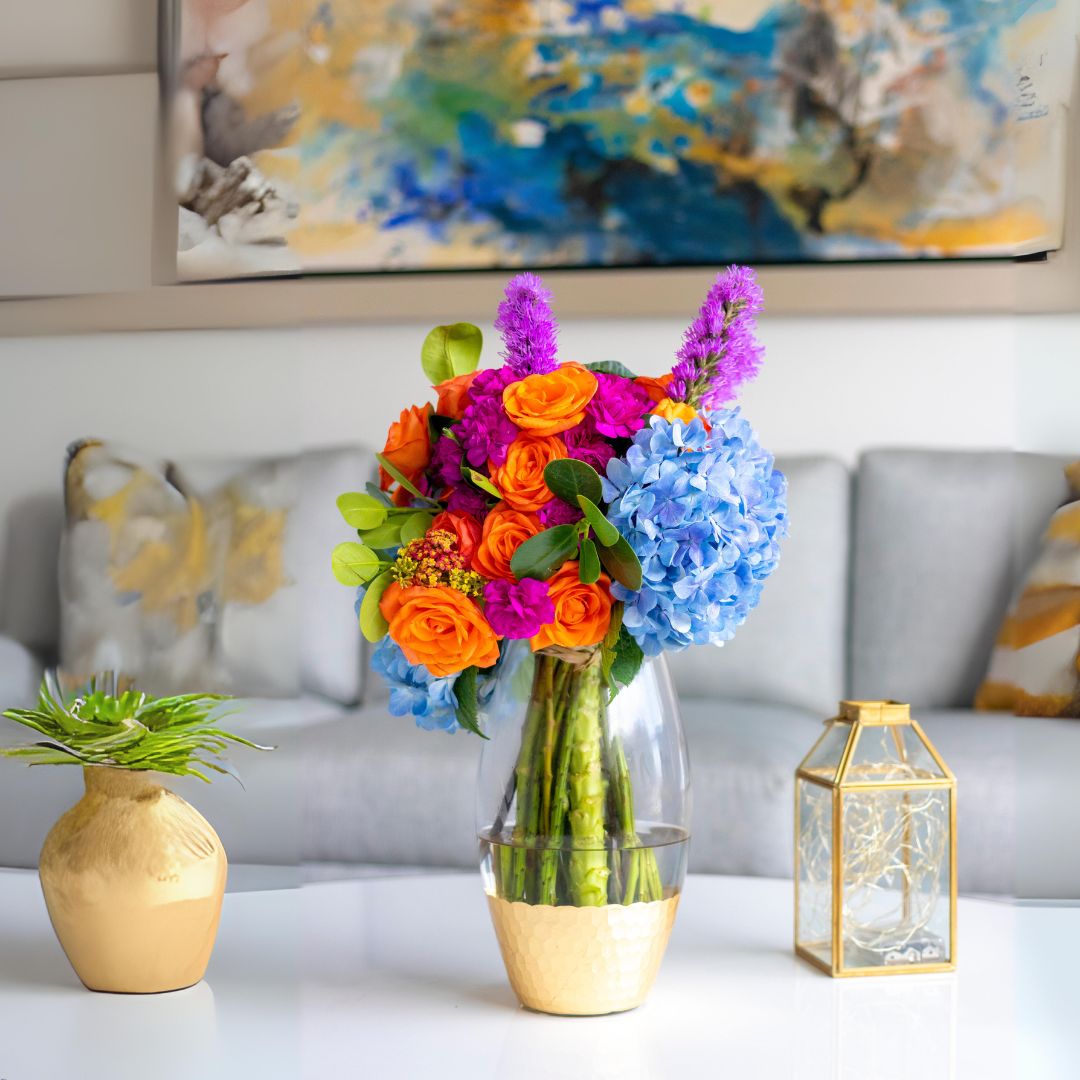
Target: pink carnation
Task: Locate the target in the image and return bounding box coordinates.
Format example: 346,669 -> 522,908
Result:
483,578 -> 555,639
586,373 -> 651,438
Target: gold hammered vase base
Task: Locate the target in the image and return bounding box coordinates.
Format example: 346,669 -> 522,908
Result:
486,892 -> 680,1016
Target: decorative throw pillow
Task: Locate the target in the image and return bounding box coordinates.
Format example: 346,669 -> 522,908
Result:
975,462 -> 1080,717
60,440 -> 301,698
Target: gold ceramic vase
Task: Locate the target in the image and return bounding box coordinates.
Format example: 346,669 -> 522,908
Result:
39,767 -> 227,993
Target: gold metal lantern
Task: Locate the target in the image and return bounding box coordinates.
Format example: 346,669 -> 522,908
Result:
794,700 -> 957,977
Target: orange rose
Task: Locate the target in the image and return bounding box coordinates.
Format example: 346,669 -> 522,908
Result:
635,373 -> 673,405
502,363 -> 598,437
431,510 -> 482,566
489,434 -> 567,513
434,371 -> 478,420
379,404 -> 433,507
651,398 -> 705,428
530,562 -> 613,651
380,583 -> 500,677
472,503 -> 543,581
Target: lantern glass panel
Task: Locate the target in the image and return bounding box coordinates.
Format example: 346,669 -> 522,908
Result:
839,785 -> 953,970
796,778 -> 834,967
843,724 -> 945,783
800,721 -> 850,782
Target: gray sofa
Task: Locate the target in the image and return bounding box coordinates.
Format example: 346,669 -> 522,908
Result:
1,450 -> 1077,900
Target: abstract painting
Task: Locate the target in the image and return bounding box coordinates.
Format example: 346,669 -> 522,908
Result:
168,0 -> 1070,279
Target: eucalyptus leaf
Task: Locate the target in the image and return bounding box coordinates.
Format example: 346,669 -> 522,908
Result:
510,525 -> 579,581
358,519 -> 403,551
544,458 -> 603,507
364,483 -> 394,506
421,323 -> 484,385
577,495 -> 620,547
359,571 -> 393,643
400,512 -> 434,544
336,492 -> 389,531
578,538 -> 601,584
331,542 -> 381,586
597,534 -> 643,591
452,665 -> 487,738
466,468 -> 502,500
586,360 -> 637,379
376,452 -> 425,500
600,603 -> 624,693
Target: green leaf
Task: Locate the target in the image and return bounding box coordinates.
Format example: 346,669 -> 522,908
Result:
359,519 -> 403,551
331,542 -> 381,586
465,468 -> 502,500
364,483 -> 394,506
598,534 -> 643,591
376,452 -> 425,500
421,323 -> 484,385
359,571 -> 393,643
336,492 -> 389,531
600,603 -> 624,692
544,458 -> 602,507
453,665 -> 488,738
577,495 -> 620,547
585,360 -> 637,379
510,525 -> 579,581
578,538 -> 601,584
400,512 -> 433,545
608,626 -> 644,698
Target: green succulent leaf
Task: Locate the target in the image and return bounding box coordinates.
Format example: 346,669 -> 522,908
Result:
577,496 -> 620,547
331,542 -> 382,586
359,519 -> 404,551
608,625 -> 644,699
453,665 -> 487,739
578,538 -> 601,584
510,525 -> 579,581
359,570 -> 393,643
400,512 -> 433,545
544,458 -> 603,507
597,534 -> 643,591
336,492 -> 389,531
465,468 -> 502,500
421,323 -> 484,386
375,452 -> 425,500
585,360 -> 637,379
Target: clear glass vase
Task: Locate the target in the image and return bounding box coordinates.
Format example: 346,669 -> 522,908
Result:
476,641 -> 690,1014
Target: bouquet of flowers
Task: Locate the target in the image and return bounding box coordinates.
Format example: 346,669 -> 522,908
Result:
333,267 -> 787,909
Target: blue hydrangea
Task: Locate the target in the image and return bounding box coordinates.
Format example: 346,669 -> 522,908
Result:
368,633 -> 502,735
602,410 -> 787,657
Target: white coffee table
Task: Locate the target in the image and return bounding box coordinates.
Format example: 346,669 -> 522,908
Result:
0,868 -> 1075,1080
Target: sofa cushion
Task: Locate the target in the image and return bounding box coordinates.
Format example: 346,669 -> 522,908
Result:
665,456 -> 849,715
851,451 -> 1072,708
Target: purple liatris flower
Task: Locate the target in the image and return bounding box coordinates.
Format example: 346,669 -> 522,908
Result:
602,410 -> 787,657
669,265 -> 764,410
483,577 -> 555,639
563,418 -> 617,474
495,273 -> 559,377
586,373 -> 651,438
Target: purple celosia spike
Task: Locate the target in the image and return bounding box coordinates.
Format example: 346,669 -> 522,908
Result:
669,265 -> 764,409
495,273 -> 560,377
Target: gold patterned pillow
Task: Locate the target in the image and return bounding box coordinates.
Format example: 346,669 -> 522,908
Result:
975,462 -> 1080,717
60,440 -> 299,696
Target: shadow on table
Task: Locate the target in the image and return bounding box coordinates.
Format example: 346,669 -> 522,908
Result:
0,929 -> 82,992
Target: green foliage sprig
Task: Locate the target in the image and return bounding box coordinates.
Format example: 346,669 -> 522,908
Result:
1,673 -> 270,782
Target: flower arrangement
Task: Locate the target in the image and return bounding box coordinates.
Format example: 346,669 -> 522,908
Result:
333,266 -> 786,735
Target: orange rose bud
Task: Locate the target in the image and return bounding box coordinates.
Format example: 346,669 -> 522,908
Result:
472,503 -> 543,581
635,373 -> 674,405
489,434 -> 567,513
434,371 -> 478,421
431,510 -> 482,567
380,585 -> 500,677
502,363 -> 598,437
379,403 -> 433,507
530,562 -> 613,651
651,398 -> 705,428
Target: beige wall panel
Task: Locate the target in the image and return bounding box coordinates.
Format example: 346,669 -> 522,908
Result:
0,0 -> 156,77
0,74 -> 157,298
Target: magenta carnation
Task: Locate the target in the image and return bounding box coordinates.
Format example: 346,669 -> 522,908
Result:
430,434 -> 464,490
458,396 -> 518,468
563,418 -> 617,474
538,498 -> 583,527
483,577 -> 555,639
469,365 -> 516,402
586,373 -> 651,438
447,484 -> 489,519
669,265 -> 764,410
494,274 -> 559,377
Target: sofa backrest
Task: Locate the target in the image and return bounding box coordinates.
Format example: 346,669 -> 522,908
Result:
666,455 -> 850,715
850,450 -> 1072,708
